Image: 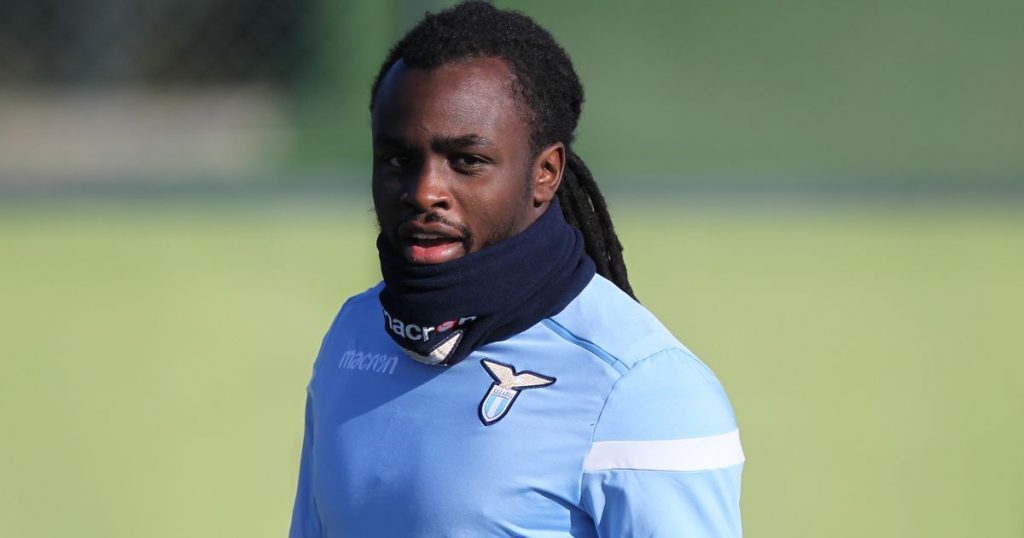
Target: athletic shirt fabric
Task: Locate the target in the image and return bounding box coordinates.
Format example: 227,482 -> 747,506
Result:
289,275 -> 744,537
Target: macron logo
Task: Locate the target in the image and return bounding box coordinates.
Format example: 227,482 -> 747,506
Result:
337,350 -> 398,375
382,308 -> 477,343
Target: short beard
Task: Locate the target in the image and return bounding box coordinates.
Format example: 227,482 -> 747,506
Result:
481,172 -> 534,248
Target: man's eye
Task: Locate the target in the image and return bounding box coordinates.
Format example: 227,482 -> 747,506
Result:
386,155 -> 410,168
451,155 -> 486,168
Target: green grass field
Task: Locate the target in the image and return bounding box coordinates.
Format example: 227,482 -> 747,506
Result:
1,198 -> 1021,537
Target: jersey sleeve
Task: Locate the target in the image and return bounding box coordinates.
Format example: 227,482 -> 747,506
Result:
288,392 -> 324,538
579,348 -> 744,537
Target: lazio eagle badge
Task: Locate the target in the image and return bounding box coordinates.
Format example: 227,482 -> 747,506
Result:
478,359 -> 555,426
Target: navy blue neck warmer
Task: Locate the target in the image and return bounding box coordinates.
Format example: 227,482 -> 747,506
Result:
378,198 -> 596,366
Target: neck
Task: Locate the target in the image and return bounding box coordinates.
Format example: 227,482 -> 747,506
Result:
377,198 -> 595,366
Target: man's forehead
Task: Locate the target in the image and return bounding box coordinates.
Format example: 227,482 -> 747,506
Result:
374,132 -> 494,150
371,57 -> 526,138
377,57 -> 518,101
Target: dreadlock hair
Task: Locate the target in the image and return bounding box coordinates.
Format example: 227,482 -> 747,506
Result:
368,1 -> 635,299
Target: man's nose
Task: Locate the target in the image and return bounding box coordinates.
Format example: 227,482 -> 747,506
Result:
401,159 -> 451,211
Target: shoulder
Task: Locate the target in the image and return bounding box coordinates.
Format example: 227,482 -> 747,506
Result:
590,347 -> 738,443
309,282 -> 385,385
322,281 -> 386,342
334,282 -> 384,320
546,275 -> 738,439
316,281 -> 384,341
545,275 -> 688,371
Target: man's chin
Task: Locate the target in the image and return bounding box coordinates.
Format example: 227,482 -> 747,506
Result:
404,241 -> 466,264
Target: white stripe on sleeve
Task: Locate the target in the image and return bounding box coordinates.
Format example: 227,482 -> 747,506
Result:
583,429 -> 745,472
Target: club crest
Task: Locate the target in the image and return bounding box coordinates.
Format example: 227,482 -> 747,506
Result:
478,359 -> 555,426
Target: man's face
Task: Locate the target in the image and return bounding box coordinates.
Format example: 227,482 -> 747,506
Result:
371,57 -> 553,265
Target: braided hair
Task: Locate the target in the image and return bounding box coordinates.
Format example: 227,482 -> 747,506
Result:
369,1 -> 635,299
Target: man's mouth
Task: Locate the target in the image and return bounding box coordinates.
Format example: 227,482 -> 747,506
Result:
399,227 -> 468,265
405,234 -> 464,264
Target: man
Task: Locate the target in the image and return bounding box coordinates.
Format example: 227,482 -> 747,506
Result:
290,3 -> 743,536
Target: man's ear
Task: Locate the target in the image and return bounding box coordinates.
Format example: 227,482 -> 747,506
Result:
531,142 -> 565,207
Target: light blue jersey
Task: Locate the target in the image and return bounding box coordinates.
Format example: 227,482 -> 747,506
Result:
290,276 -> 743,537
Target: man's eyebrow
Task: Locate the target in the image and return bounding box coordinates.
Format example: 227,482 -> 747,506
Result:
432,134 -> 494,151
373,133 -> 409,148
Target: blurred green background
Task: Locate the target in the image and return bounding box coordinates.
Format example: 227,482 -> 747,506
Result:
1,1 -> 1021,537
